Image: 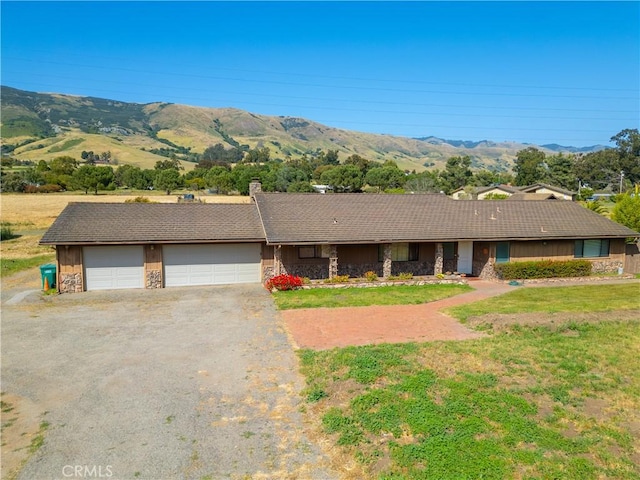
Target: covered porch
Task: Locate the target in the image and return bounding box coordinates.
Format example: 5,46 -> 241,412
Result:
266,241 -> 482,280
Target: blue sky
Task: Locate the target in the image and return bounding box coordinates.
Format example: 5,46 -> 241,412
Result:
2,1 -> 638,147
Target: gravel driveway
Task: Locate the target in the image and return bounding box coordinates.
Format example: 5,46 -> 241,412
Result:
1,284 -> 335,480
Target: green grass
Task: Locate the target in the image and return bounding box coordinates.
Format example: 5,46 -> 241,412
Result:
447,284 -> 640,322
1,254 -> 55,278
47,137 -> 85,153
272,283 -> 473,310
299,284 -> 640,479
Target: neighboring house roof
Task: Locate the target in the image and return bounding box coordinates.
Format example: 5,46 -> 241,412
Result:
507,193 -> 558,201
451,185 -> 519,197
519,183 -> 576,196
476,185 -> 520,195
41,195 -> 638,247
40,203 -> 265,245
253,193 -> 637,244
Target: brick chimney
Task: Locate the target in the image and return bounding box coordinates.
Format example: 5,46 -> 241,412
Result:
249,179 -> 262,200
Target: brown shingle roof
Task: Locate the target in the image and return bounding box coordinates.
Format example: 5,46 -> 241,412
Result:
519,183 -> 576,196
40,203 -> 265,245
40,195 -> 638,246
254,193 -> 637,244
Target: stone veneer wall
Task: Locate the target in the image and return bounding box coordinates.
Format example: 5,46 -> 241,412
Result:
338,263 -> 383,278
391,261 -> 435,276
443,260 -> 457,273
281,261 -> 439,279
589,259 -> 623,274
146,270 -> 162,289
473,260 -> 498,279
285,264 -> 329,280
59,272 -> 83,293
263,266 -> 275,282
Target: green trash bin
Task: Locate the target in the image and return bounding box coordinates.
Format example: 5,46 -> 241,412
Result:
40,264 -> 56,290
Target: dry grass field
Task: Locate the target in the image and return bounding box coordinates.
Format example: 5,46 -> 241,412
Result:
0,193 -> 250,260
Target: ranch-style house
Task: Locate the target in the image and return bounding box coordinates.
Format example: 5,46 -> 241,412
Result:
40,187 -> 638,293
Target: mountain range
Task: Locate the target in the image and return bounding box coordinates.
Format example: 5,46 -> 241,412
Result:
0,86 -> 606,171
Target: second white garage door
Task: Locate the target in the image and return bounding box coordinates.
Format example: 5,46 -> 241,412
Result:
163,244 -> 261,287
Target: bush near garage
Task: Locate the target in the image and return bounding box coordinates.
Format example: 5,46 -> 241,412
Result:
265,274 -> 304,291
494,259 -> 592,280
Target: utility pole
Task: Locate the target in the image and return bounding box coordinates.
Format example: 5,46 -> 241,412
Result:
620,170 -> 625,194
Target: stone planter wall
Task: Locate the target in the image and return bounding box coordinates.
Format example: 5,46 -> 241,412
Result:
304,277 -> 467,290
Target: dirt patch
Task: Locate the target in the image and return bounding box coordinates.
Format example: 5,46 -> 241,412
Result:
0,393 -> 48,480
465,310 -> 640,332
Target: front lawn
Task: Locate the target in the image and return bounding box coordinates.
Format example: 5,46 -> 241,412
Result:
272,283 -> 473,310
447,283 -> 640,321
299,284 -> 640,479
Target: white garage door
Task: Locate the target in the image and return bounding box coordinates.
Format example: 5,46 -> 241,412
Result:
164,244 -> 261,287
84,246 -> 144,291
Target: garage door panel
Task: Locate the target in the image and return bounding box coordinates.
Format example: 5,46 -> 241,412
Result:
84,246 -> 144,291
164,244 -> 260,287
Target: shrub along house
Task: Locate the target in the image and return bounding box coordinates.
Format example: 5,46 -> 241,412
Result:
41,190 -> 637,293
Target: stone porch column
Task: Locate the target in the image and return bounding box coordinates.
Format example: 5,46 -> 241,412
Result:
274,245 -> 283,276
435,242 -> 444,275
383,243 -> 392,278
329,244 -> 338,278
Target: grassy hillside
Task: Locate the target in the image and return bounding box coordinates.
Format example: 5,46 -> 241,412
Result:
1,85 -> 593,172
10,129 -> 195,170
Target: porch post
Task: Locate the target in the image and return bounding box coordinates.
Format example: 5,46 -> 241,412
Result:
274,245 -> 283,276
383,243 -> 392,278
435,242 -> 444,275
329,244 -> 338,279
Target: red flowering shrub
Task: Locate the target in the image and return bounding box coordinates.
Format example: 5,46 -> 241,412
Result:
265,274 -> 304,291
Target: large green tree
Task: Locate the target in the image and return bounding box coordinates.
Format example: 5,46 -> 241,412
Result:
344,154 -> 372,174
154,158 -> 183,171
49,156 -> 78,175
611,128 -> 640,186
514,147 -> 546,186
204,166 -> 234,194
404,170 -> 443,193
573,149 -> 619,191
72,165 -> 114,194
320,165 -> 363,192
544,153 -> 576,191
612,193 -> 640,234
154,168 -> 182,195
365,166 -> 405,192
439,156 -> 473,193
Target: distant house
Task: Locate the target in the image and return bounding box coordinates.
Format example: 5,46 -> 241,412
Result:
518,183 -> 576,201
451,185 -> 519,200
41,190 -> 637,293
451,183 -> 576,201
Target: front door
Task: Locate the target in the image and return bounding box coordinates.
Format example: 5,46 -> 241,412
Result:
457,241 -> 473,274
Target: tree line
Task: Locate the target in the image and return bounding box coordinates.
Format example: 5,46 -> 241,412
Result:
1,129 -> 638,197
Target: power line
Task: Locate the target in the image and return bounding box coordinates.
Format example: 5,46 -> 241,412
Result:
8,72 -> 638,115
4,56 -> 638,100
10,50 -> 640,93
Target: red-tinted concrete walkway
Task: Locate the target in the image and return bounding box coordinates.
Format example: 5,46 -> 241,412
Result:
281,280 -> 513,350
